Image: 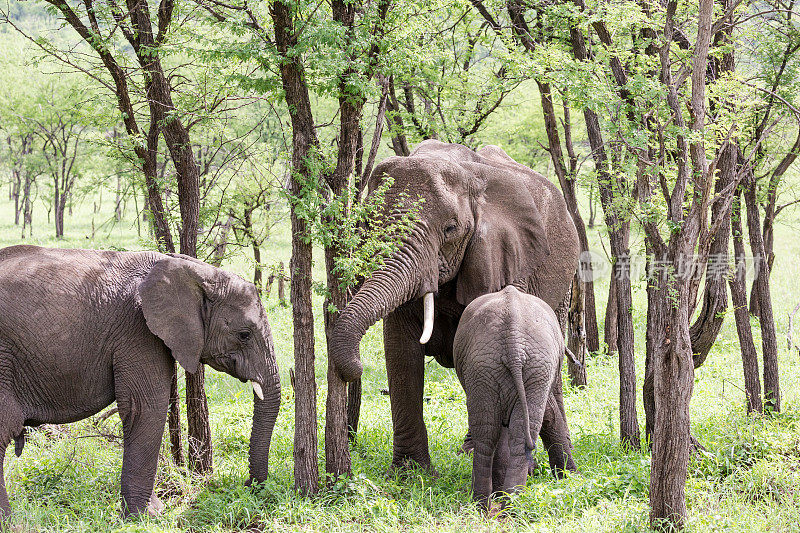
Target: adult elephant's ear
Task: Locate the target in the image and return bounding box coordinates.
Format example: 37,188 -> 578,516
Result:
456,166 -> 550,306
139,256 -> 216,374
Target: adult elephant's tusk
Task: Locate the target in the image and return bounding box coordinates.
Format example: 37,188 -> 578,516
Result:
251,381 -> 265,401
420,292 -> 434,344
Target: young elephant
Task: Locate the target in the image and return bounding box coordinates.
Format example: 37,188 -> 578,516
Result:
453,286 -> 566,508
0,245 -> 281,520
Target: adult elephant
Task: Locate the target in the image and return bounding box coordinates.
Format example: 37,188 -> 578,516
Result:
331,140 -> 579,472
0,246 -> 281,519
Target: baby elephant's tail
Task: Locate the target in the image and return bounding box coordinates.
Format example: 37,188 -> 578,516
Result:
511,361 -> 535,452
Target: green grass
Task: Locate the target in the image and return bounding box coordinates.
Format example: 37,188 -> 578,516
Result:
4,186 -> 800,532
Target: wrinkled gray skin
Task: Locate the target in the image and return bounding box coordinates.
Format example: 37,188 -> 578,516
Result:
0,245 -> 280,520
454,286 -> 564,508
330,140 -> 579,472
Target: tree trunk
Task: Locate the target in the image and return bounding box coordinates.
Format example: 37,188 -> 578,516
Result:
21,171 -> 33,239
536,80 -> 599,354
605,276 -> 618,355
564,20 -> 640,448
278,262 -> 287,307
648,269 -> 694,529
253,244 -> 263,295
730,193 -> 763,413
185,366 -> 212,473
567,272 -> 587,388
130,0 -> 208,468
743,169 -> 780,412
612,236 -> 640,450
210,213 -> 234,266
168,363 -> 185,466
272,0 -> 321,494
115,173 -> 123,222
347,379 -> 362,442
290,223 -> 319,494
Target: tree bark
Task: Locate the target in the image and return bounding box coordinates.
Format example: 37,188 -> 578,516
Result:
272,0 -> 321,494
743,167 -> 780,412
347,379 -> 362,441
564,14 -> 639,449
129,0 -> 208,469
168,363 -> 185,466
730,193 -> 763,413
567,272 -> 587,388
649,3 -> 713,527
536,81 -> 599,354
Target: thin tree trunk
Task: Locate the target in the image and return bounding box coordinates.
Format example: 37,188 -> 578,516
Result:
253,244 -> 263,295
347,379 -> 362,442
536,81 -> 599,354
743,168 -> 780,412
564,17 -> 639,448
210,213 -> 234,267
272,0 -> 321,494
612,236 -> 640,450
129,0 -> 208,469
278,262 -> 287,307
567,272 -> 587,388
730,193 -> 763,413
168,363 -> 185,466
605,276 -> 618,356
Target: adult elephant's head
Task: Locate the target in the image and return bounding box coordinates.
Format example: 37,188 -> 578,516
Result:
331,140 -> 552,382
138,254 -> 281,482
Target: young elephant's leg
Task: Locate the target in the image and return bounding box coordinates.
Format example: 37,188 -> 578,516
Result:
470,422 -> 500,510
114,347 -> 172,518
500,404 -> 537,497
491,425 -> 510,493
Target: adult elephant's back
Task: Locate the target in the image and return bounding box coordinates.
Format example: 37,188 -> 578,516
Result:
476,145 -> 579,311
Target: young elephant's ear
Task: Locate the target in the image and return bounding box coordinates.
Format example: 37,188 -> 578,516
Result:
456,164 -> 551,306
139,256 -> 217,374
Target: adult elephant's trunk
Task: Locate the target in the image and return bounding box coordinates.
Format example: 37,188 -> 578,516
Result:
330,252 -> 432,382
248,347 -> 281,483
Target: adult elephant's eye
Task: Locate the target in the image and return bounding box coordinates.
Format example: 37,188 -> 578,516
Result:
444,223 -> 458,237
238,330 -> 251,343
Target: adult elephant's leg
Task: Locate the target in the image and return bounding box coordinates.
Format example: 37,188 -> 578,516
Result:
0,443 -> 8,520
539,377 -> 577,476
0,394 -> 24,519
115,349 -> 172,518
385,307 -> 430,470
118,398 -> 169,517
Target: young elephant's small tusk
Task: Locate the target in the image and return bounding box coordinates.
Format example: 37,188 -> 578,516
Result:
420,292 -> 434,344
251,381 -> 265,401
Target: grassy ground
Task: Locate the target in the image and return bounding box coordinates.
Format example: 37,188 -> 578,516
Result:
3,186 -> 800,532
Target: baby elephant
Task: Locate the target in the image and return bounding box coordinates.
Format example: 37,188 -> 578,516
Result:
453,286 -> 566,508
0,245 -> 281,520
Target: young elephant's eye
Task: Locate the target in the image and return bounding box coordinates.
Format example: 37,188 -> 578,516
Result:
238,330 -> 251,343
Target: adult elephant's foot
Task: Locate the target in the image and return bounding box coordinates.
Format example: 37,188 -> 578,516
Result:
390,453 -> 438,478
147,492 -> 165,518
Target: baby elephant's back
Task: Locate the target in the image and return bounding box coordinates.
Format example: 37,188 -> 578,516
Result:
454,285 -> 563,375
